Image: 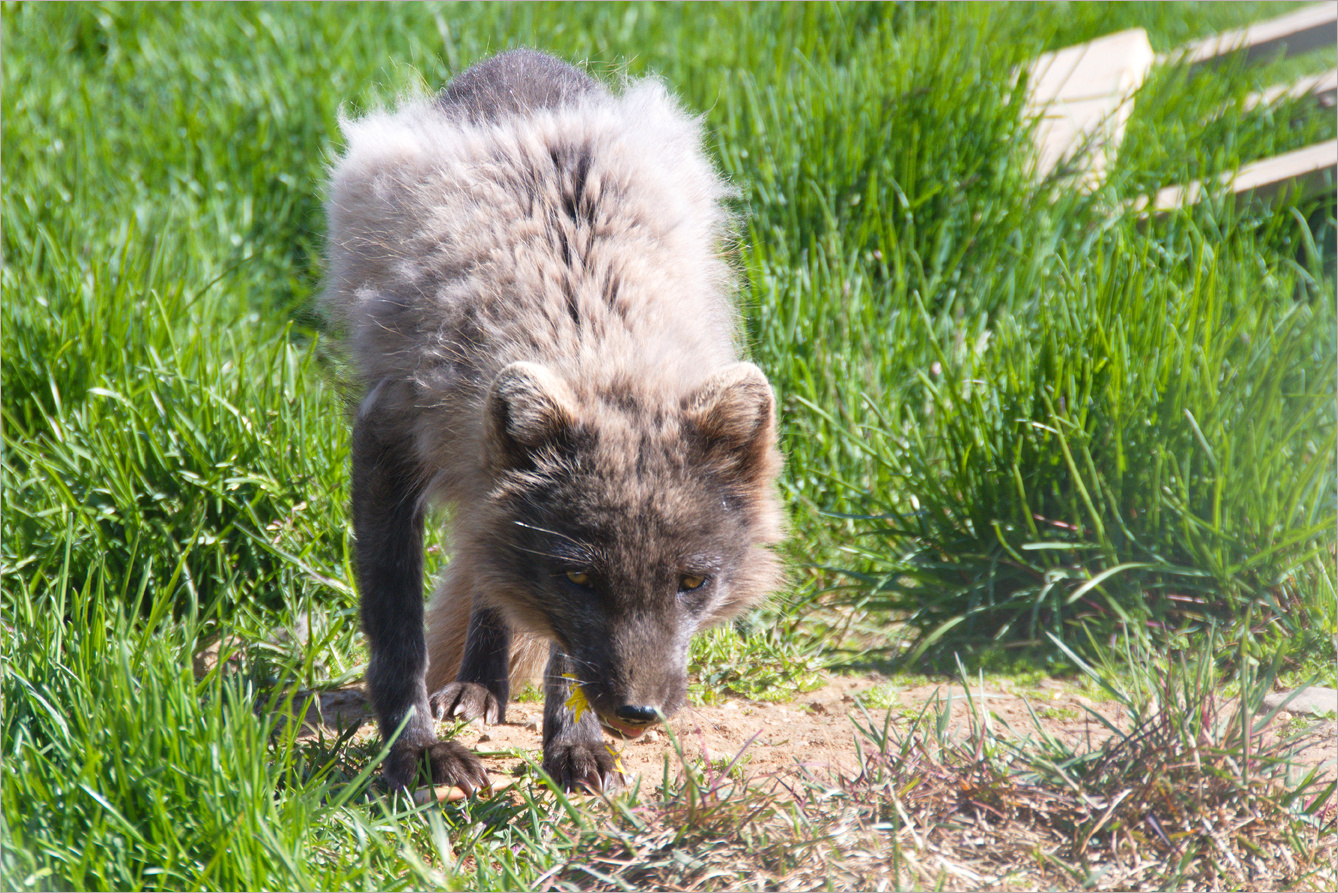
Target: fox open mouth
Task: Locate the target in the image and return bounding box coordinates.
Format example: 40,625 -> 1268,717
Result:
599,714 -> 650,739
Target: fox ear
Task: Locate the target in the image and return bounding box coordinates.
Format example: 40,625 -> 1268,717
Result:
485,362 -> 576,470
684,363 -> 779,481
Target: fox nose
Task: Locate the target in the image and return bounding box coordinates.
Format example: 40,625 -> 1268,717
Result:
614,704 -> 661,726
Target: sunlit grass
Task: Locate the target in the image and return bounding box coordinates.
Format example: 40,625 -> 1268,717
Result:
3,2 -> 1333,889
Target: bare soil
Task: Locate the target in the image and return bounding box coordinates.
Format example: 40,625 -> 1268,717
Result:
271,672 -> 1338,889
294,674 -> 1337,799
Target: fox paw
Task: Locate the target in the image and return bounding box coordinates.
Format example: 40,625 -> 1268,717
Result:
430,681 -> 504,724
383,739 -> 491,794
543,741 -> 625,793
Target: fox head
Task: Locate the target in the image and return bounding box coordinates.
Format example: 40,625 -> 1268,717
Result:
466,360 -> 784,735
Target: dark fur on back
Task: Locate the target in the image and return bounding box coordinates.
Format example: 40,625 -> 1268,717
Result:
435,47 -> 600,122
321,49 -> 784,793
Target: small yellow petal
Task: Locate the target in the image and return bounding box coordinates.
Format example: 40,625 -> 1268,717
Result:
605,743 -> 624,774
562,674 -> 588,723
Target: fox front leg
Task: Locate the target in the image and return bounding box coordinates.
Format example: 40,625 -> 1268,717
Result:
353,387 -> 489,793
541,644 -> 623,792
430,602 -> 511,724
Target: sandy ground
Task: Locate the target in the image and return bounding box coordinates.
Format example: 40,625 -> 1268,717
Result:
292,674 -> 1337,801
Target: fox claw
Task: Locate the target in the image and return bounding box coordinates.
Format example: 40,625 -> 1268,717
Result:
383,739 -> 490,794
430,681 -> 504,724
544,741 -> 625,793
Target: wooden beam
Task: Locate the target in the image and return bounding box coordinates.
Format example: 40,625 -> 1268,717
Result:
1172,3 -> 1338,71
1140,139 -> 1337,216
1243,68 -> 1338,112
1025,28 -> 1155,187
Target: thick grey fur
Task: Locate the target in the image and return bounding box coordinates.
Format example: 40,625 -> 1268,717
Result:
320,49 -> 784,793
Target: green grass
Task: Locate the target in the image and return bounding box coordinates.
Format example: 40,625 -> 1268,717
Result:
835,205 -> 1335,665
3,2 -> 1334,890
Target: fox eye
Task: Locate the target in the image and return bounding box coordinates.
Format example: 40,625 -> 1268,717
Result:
565,570 -> 592,587
678,574 -> 708,592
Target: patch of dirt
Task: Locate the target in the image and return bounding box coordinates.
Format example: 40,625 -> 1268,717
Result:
280,674 -> 1337,888
290,675 -> 1337,797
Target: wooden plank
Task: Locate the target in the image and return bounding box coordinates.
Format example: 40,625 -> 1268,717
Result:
1243,68 -> 1338,112
1140,139 -> 1337,216
1026,28 -> 1155,186
1173,3 -> 1337,71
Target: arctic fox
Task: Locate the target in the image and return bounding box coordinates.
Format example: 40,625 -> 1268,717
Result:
320,49 -> 783,792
